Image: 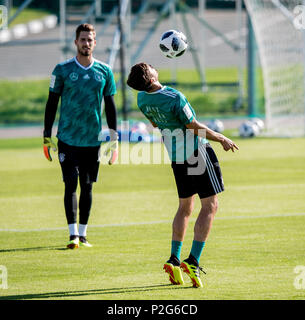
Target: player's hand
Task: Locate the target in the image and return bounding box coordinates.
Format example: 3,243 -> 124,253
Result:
104,140 -> 119,165
220,136 -> 239,152
43,137 -> 57,161
104,131 -> 119,165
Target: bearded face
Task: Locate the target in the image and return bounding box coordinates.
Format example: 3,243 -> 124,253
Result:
75,31 -> 96,57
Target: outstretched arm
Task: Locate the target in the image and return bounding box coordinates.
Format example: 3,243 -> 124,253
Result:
186,118 -> 239,152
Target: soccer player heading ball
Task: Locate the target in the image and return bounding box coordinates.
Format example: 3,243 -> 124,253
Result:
43,24 -> 118,249
127,63 -> 239,287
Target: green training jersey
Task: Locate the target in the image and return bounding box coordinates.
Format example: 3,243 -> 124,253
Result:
137,86 -> 208,162
49,57 -> 116,147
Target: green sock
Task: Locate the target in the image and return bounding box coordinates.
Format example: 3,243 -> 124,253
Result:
171,240 -> 183,261
190,240 -> 205,263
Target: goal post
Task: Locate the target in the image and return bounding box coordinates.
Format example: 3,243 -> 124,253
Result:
244,0 -> 305,137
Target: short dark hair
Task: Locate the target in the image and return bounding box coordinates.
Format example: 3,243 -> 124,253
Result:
75,23 -> 96,40
127,63 -> 155,91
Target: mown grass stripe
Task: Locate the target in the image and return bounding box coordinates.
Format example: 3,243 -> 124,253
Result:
1,212 -> 304,232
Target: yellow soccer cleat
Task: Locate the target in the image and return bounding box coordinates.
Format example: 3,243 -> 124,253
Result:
67,236 -> 79,249
79,236 -> 92,248
180,258 -> 206,288
163,256 -> 184,285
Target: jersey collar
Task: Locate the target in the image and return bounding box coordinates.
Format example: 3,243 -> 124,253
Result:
146,86 -> 166,94
74,56 -> 95,70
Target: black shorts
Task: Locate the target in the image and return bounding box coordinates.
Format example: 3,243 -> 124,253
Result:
171,143 -> 224,199
57,139 -> 101,183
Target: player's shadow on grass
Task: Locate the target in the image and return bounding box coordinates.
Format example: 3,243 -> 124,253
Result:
0,284 -> 194,300
0,246 -> 67,253
0,244 -> 91,253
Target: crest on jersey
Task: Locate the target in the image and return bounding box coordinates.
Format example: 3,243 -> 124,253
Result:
69,72 -> 78,81
94,73 -> 103,82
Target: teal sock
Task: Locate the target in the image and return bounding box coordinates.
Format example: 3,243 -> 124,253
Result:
190,240 -> 206,263
171,240 -> 183,261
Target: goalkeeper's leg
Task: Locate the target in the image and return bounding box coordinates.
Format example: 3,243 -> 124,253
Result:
79,180 -> 93,225
78,176 -> 93,247
77,149 -> 99,248
64,176 -> 79,249
78,147 -> 100,247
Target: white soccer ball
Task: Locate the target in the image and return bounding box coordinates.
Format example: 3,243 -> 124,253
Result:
159,30 -> 188,58
207,119 -> 224,133
250,118 -> 264,132
239,121 -> 260,138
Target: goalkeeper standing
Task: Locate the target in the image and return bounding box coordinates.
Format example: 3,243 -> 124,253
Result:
127,63 -> 238,288
43,24 -> 118,249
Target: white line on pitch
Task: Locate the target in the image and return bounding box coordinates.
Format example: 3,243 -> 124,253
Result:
0,212 -> 305,233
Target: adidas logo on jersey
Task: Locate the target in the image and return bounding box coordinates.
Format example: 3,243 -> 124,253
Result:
83,74 -> 90,80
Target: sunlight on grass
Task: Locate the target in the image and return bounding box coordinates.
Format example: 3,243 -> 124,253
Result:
0,137 -> 304,299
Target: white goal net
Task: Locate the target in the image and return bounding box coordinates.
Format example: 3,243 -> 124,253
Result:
244,0 -> 305,137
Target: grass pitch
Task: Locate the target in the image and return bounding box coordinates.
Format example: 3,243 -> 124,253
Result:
0,136 -> 305,300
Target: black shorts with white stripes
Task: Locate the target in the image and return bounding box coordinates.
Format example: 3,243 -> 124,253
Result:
171,143 -> 224,199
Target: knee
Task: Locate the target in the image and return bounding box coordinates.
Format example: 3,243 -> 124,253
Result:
178,202 -> 194,217
201,196 -> 218,216
80,184 -> 93,199
64,176 -> 78,194
79,177 -> 93,193
210,197 -> 218,214
81,182 -> 93,192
